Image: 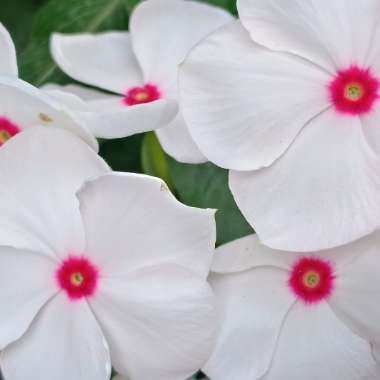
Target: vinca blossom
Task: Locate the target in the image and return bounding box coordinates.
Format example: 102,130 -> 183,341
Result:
50,0 -> 233,163
205,233 -> 380,380
0,127 -> 216,380
0,23 -> 98,149
179,0 -> 380,251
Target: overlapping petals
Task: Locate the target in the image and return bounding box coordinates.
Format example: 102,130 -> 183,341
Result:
0,127 -> 216,380
0,126 -> 108,257
229,109 -> 380,251
0,76 -> 98,149
51,0 -> 233,163
180,21 -> 330,170
205,234 -> 380,380
179,0 -> 380,250
237,0 -> 380,73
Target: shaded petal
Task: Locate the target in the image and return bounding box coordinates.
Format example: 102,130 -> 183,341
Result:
42,83 -> 111,101
213,233 -> 375,279
212,234 -> 295,273
51,32 -> 143,94
43,84 -> 178,139
230,109 -> 380,251
78,173 -> 215,278
360,107 -> 380,157
0,247 -> 57,349
1,294 -> 111,380
0,23 -> 17,76
0,127 -> 109,258
237,0 -> 380,73
180,21 -> 330,170
204,268 -> 294,380
0,76 -> 98,150
90,265 -> 215,380
84,97 -> 178,139
130,0 -> 234,95
263,301 -> 380,380
328,230 -> 380,362
156,112 -> 207,164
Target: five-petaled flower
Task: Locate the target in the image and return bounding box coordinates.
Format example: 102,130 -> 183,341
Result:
205,234 -> 380,380
0,127 -> 216,380
179,0 -> 380,251
50,0 -> 233,163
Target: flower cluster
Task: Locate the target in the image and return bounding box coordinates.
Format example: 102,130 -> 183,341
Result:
0,0 -> 379,379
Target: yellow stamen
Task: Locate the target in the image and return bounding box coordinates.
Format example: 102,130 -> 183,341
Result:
303,271 -> 320,289
344,83 -> 363,101
134,92 -> 149,101
71,272 -> 84,286
0,130 -> 11,145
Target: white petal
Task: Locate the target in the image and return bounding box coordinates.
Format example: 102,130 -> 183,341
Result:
0,247 -> 57,349
78,173 -> 215,278
237,0 -> 380,73
1,293 -> 111,380
42,83 -> 110,101
0,126 -> 109,258
264,301 -> 380,380
212,234 -> 296,273
43,84 -> 178,139
0,76 -> 98,150
204,268 -> 294,380
213,233 -> 374,277
328,230 -> 380,361
51,32 -> 143,94
84,97 -> 178,139
0,23 -> 17,76
130,0 -> 234,95
230,109 -> 380,251
360,107 -> 380,156
156,112 -> 207,164
179,21 -> 330,171
90,265 -> 215,380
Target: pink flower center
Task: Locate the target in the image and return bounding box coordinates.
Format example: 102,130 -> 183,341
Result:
0,117 -> 20,146
288,257 -> 335,304
123,83 -> 161,106
329,65 -> 380,115
56,256 -> 99,301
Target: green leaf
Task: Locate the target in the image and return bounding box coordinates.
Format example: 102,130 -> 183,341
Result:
19,0 -> 130,86
0,0 -> 46,53
99,134 -> 144,173
168,159 -> 254,246
199,0 -> 237,15
141,132 -> 174,190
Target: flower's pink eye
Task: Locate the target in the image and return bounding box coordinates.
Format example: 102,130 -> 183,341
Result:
0,117 -> 20,146
123,83 -> 161,106
329,65 -> 380,115
56,256 -> 99,301
288,257 -> 335,304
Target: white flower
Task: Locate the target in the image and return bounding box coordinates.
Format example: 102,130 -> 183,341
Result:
0,23 -> 17,77
179,0 -> 380,251
0,127 -> 216,380
204,233 -> 380,380
0,23 -> 97,149
50,0 -> 233,163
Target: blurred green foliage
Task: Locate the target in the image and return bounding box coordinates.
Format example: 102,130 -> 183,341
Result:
0,0 -> 250,253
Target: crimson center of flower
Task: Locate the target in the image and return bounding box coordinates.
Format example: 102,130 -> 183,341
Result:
288,257 -> 335,304
0,116 -> 21,146
56,256 -> 99,301
123,83 -> 161,106
329,65 -> 380,115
